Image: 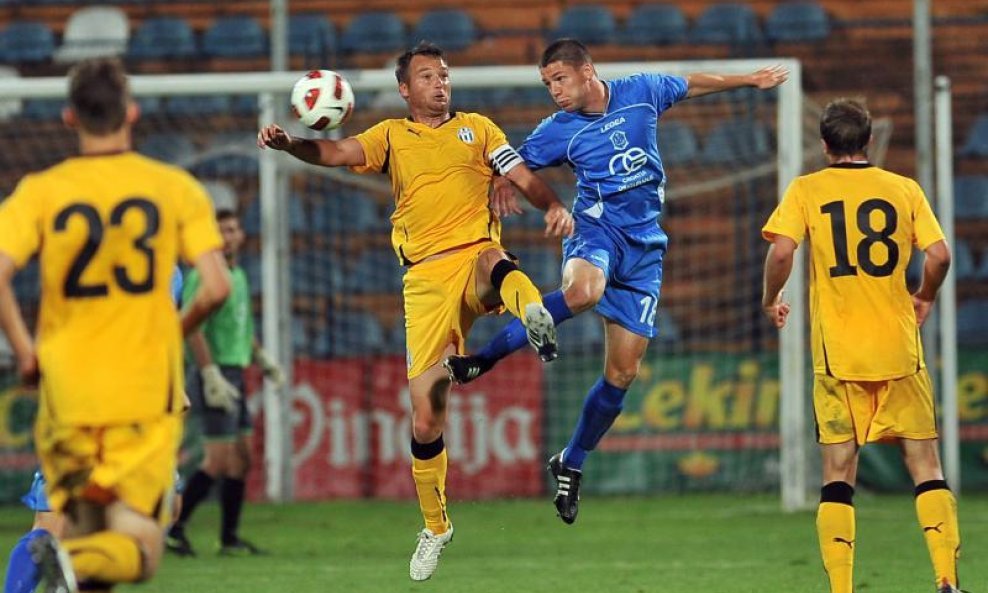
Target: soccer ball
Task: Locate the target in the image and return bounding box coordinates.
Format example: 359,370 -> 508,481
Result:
290,69 -> 354,131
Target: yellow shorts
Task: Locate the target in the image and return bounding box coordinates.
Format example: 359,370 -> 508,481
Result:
813,369 -> 937,446
35,413 -> 182,525
403,241 -> 503,378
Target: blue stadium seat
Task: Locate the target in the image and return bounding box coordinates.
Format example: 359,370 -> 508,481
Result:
165,95 -> 231,116
138,132 -> 195,164
954,175 -> 988,218
557,313 -> 604,350
188,153 -> 258,177
953,240 -> 976,281
976,249 -> 988,280
382,316 -> 406,355
202,15 -> 266,59
318,309 -> 386,356
291,251 -> 343,297
959,114 -> 988,158
690,3 -> 763,45
412,9 -> 477,51
699,119 -> 771,165
765,1 -> 830,43
657,120 -> 699,165
0,21 -> 55,63
289,13 -> 336,59
552,5 -> 617,45
291,315 -> 311,356
21,99 -> 62,120
12,259 -> 39,302
231,94 -> 258,116
311,190 -> 388,234
957,300 -> 988,345
340,12 -> 405,54
513,86 -> 554,107
127,17 -> 197,60
465,314 -> 504,351
514,247 -> 561,289
344,248 -> 403,294
624,4 -> 688,46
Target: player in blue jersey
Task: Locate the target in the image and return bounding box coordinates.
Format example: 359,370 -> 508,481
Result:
443,39 -> 788,524
4,267 -> 186,593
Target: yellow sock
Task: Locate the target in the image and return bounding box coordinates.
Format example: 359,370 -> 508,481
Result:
411,439 -> 450,535
493,262 -> 542,321
63,531 -> 143,584
817,500 -> 855,593
916,484 -> 961,589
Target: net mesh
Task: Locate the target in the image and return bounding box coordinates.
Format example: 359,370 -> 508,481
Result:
0,65 -> 850,502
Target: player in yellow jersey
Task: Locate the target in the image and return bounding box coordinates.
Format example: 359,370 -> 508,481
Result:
0,58 -> 231,593
761,99 -> 959,593
258,41 -> 573,581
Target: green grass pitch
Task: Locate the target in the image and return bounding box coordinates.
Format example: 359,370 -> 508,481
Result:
0,493 -> 983,592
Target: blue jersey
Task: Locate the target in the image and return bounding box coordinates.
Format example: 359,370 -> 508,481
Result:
519,73 -> 688,228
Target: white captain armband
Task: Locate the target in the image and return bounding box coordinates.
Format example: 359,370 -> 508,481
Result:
489,144 -> 524,176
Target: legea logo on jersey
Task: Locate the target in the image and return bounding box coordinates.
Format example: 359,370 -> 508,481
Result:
457,127 -> 475,144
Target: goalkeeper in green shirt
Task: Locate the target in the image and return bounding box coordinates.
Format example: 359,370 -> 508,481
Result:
167,208 -> 283,557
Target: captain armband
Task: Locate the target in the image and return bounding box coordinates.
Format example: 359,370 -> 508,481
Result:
489,144 -> 524,176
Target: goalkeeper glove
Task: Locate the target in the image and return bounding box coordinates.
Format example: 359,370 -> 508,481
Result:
255,347 -> 285,387
201,364 -> 240,413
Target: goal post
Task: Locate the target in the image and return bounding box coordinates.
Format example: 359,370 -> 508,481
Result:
0,58 -> 816,507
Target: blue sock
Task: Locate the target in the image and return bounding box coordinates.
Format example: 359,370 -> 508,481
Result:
4,529 -> 47,593
476,290 -> 573,362
562,378 -> 627,470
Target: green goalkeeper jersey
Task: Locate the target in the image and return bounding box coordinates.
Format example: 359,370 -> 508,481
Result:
183,264 -> 254,368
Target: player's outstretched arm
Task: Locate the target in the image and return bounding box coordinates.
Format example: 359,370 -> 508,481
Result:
686,65 -> 789,99
762,236 -> 796,328
0,253 -> 36,384
503,165 -> 574,238
181,250 -> 231,337
912,239 -> 951,326
257,124 -> 366,168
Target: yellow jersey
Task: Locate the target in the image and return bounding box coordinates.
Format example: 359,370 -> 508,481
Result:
350,112 -> 521,264
762,163 -> 945,381
0,152 -> 222,425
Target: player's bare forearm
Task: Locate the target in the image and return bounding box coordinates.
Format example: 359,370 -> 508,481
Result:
914,239 -> 951,302
0,254 -> 36,380
505,165 -> 560,212
187,331 -> 214,369
762,239 -> 795,307
686,65 -> 789,98
257,124 -> 366,167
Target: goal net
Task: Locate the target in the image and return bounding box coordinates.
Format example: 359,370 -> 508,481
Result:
0,59 -> 845,509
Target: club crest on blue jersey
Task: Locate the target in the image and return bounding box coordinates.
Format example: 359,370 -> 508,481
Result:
457,127 -> 475,144
609,130 -> 628,151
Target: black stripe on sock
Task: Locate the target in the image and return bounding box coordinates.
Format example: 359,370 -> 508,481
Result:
914,479 -> 949,497
411,434 -> 445,460
490,259 -> 518,292
79,580 -> 114,592
820,481 -> 855,505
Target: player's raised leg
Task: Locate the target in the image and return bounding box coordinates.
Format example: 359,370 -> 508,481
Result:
480,249 -> 557,362
902,438 -> 961,593
817,441 -> 859,593
444,256 -> 604,384
408,349 -> 455,581
550,318 -> 647,524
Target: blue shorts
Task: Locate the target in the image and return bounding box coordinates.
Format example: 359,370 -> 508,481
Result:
562,216 -> 667,338
21,471 -> 50,512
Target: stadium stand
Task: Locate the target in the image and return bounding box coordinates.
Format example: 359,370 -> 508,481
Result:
54,5 -> 129,63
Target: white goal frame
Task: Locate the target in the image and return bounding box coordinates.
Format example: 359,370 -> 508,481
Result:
0,59 -> 809,506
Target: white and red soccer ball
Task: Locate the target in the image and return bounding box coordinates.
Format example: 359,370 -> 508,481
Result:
290,69 -> 355,131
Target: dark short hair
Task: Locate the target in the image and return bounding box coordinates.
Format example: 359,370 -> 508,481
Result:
395,41 -> 447,84
215,208 -> 239,223
67,58 -> 129,135
820,98 -> 872,157
540,38 -> 592,69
